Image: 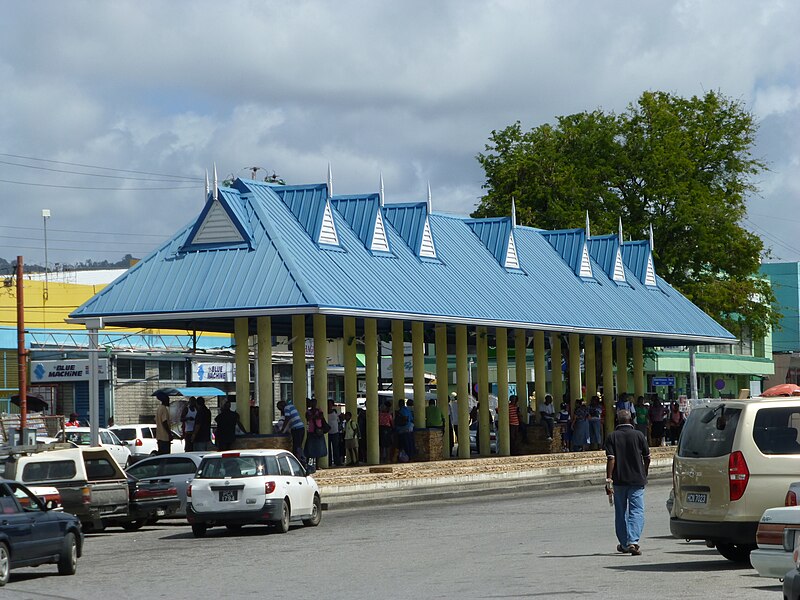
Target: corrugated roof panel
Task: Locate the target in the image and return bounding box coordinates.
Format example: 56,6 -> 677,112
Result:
270,183 -> 328,244
329,194 -> 381,251
465,218 -> 514,268
621,241 -> 656,286
71,177 -> 733,343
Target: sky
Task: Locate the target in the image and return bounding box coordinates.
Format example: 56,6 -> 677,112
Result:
1,0 -> 799,269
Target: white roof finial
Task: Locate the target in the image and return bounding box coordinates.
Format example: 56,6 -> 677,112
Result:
427,181 -> 432,213
213,163 -> 218,202
649,223 -> 654,251
379,172 -> 385,207
511,197 -> 517,228
327,162 -> 333,197
618,217 -> 623,245
585,210 -> 590,239
205,170 -> 209,199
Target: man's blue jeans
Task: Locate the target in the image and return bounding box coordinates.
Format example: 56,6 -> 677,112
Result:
613,484 -> 645,548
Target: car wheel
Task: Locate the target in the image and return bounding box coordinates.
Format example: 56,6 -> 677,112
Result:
715,543 -> 755,564
273,500 -> 290,534
225,524 -> 242,532
302,494 -> 322,527
191,524 -> 208,538
122,519 -> 146,532
57,532 -> 78,576
0,541 -> 9,586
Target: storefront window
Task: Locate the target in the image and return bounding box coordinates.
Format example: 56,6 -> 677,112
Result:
158,361 -> 186,382
117,358 -> 146,380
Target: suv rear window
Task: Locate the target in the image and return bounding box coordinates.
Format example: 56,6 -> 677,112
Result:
196,456 -> 268,479
114,428 -> 136,441
677,406 -> 741,458
753,407 -> 800,454
84,457 -> 118,479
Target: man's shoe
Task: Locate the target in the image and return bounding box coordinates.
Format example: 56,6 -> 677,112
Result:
616,544 -> 629,553
628,544 -> 642,555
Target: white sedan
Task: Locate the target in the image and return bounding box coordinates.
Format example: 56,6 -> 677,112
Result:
186,449 -> 322,537
110,424 -> 184,458
56,427 -> 131,467
752,483 -> 800,580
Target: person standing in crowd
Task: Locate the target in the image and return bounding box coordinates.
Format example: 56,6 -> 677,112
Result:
378,401 -> 394,462
557,402 -> 571,452
588,395 -> 603,450
327,400 -> 343,467
426,398 -> 444,431
539,394 -> 555,441
395,399 -> 414,461
181,397 -> 198,452
448,393 -> 458,456
605,409 -> 650,556
648,398 -> 666,446
668,402 -> 684,445
304,398 -> 328,473
277,400 -> 306,462
343,411 -> 360,466
193,398 -> 212,451
508,395 -> 521,454
571,398 -> 590,451
155,391 -> 172,455
66,413 -> 81,427
357,407 -> 368,463
634,396 -> 649,440
215,400 -> 245,451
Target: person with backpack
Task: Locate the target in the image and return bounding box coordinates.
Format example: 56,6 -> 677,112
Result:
343,411 -> 360,466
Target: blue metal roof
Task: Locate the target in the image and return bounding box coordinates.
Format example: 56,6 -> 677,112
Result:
587,234 -> 630,285
329,194 -> 383,252
464,217 -> 513,268
69,178 -> 734,343
270,183 -> 330,244
382,202 -> 429,256
621,240 -> 652,285
539,229 -> 586,276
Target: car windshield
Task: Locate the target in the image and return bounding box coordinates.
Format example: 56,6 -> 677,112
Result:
196,456 -> 265,479
677,406 -> 741,458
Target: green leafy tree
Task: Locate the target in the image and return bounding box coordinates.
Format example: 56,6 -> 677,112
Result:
474,90 -> 777,340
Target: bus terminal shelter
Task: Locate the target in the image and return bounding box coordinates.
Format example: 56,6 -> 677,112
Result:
69,173 -> 735,464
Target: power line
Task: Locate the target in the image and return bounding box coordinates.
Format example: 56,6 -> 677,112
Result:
0,178 -> 199,191
0,152 -> 202,181
0,224 -> 166,238
0,233 -> 157,248
0,158 -> 203,183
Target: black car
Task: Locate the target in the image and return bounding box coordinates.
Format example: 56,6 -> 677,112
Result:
103,475 -> 180,531
0,479 -> 83,586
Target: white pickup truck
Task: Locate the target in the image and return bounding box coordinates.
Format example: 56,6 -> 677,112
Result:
753,482 -> 800,579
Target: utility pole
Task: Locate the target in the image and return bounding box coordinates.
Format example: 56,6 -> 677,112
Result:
42,209 -> 50,301
16,256 -> 27,443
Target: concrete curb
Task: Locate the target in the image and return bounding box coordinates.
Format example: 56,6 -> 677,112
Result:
320,458 -> 673,510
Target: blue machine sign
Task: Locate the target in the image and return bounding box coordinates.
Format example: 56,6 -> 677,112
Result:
652,377 -> 675,386
31,359 -> 109,382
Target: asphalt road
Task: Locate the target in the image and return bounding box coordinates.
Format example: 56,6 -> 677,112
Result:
3,480 -> 782,599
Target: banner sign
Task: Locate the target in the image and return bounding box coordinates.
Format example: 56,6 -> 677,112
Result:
191,361 -> 235,382
31,359 -> 109,382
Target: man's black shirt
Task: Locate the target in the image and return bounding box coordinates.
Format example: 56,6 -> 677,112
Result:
604,424 -> 650,486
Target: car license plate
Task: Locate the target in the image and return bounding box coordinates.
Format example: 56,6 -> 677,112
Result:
686,492 -> 708,504
219,490 -> 238,502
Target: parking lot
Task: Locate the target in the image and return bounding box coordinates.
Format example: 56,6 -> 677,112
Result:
0,480 -> 783,599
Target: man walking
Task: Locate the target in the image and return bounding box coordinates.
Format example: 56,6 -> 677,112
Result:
155,391 -> 172,455
605,408 -> 650,555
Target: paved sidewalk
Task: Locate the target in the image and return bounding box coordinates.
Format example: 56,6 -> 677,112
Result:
315,446 -> 675,509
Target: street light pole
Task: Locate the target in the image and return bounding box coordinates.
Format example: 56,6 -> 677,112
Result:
42,209 -> 50,301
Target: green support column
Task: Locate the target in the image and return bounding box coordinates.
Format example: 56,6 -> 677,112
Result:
313,314 -> 328,469
435,323 -> 450,459
633,338 -> 645,400
257,317 -> 273,434
343,317 -> 358,418
364,318 -> 380,465
412,321 -> 426,427
496,328 -> 510,456
477,326 -> 490,457
456,325 -> 470,459
292,315 -> 307,420
602,335 -> 614,436
568,333 -> 581,406
585,335 -> 597,400
616,337 -> 628,397
515,328 -> 527,415
550,333 -> 563,408
234,317 -> 251,432
534,331 -> 546,409
391,320 -> 405,412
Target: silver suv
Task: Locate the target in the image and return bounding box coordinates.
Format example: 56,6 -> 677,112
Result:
671,398 -> 800,563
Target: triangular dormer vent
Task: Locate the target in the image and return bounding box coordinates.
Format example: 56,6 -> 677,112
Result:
318,200 -> 339,246
419,217 -> 437,258
579,243 -> 593,278
504,230 -> 520,269
612,248 -> 626,282
371,209 -> 390,252
645,254 -> 657,286
191,200 -> 245,245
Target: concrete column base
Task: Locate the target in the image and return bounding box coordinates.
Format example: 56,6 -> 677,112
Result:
414,429 -> 444,462
518,423 -> 563,454
232,434 -> 292,452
